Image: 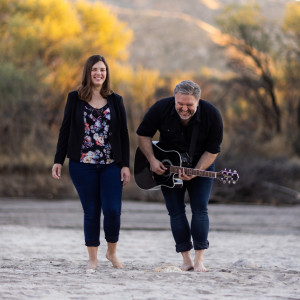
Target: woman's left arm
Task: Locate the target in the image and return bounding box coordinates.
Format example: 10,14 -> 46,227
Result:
121,166 -> 131,186
118,96 -> 131,185
118,96 -> 130,168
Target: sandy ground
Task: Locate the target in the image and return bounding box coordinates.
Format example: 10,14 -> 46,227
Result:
0,199 -> 300,300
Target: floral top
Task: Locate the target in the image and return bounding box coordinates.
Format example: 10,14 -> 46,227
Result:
80,103 -> 114,164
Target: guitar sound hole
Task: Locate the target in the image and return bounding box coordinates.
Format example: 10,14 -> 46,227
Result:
162,159 -> 172,177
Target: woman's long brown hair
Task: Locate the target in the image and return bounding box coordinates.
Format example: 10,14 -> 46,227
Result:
78,55 -> 112,102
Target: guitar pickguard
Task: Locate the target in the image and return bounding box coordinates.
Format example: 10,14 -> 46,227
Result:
152,144 -> 183,188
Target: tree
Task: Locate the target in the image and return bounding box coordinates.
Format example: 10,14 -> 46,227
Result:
0,0 -> 133,167
0,0 -> 133,121
282,2 -> 300,153
216,3 -> 282,134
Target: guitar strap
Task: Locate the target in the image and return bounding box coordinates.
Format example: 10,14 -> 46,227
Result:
187,121 -> 200,167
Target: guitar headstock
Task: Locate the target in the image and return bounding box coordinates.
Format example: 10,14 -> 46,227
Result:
217,169 -> 239,184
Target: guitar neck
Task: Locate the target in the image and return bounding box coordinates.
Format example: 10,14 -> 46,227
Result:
169,166 -> 217,179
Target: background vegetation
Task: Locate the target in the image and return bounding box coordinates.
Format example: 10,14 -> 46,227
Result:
0,0 -> 299,204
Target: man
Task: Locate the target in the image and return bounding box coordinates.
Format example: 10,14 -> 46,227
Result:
136,80 -> 223,272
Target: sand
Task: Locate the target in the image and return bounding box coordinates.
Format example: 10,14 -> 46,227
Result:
0,199 -> 300,300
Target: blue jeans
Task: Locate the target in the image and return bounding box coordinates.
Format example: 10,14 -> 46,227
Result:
69,160 -> 123,247
161,164 -> 214,253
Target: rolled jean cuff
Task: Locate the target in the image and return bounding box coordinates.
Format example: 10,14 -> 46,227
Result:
194,240 -> 209,250
105,235 -> 119,243
85,240 -> 100,247
176,241 -> 193,253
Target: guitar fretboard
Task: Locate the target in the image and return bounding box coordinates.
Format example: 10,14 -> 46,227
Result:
169,166 -> 217,178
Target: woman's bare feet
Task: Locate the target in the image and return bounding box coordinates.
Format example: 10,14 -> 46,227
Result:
106,242 -> 124,269
87,259 -> 98,270
106,252 -> 124,269
181,251 -> 194,271
194,249 -> 207,272
87,246 -> 98,270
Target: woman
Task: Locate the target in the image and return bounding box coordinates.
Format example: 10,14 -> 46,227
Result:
52,55 -> 130,270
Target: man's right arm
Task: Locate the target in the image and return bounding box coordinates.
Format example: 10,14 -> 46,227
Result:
137,135 -> 167,175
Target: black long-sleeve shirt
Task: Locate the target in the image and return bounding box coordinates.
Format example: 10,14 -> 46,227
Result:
136,97 -> 223,166
54,91 -> 130,168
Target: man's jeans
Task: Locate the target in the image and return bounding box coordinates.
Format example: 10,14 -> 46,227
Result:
161,164 -> 214,252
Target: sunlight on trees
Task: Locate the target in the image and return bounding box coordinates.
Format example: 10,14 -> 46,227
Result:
282,2 -> 300,154
118,65 -> 163,149
1,0 -> 299,200
167,72 -> 196,94
1,0 -> 133,96
130,66 -> 162,108
0,0 -> 135,166
282,2 -> 300,35
213,1 -> 300,159
0,0 -> 164,169
216,3 -> 282,135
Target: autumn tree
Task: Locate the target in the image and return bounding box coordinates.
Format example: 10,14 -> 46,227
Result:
0,0 -> 133,166
282,2 -> 300,154
215,3 -> 282,135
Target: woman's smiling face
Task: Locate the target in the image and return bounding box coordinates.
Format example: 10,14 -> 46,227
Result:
90,61 -> 107,87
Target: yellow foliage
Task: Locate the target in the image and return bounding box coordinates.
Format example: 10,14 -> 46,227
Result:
1,0 -> 134,100
109,61 -> 135,87
218,3 -> 264,31
75,0 -> 133,61
283,2 -> 300,34
130,66 -> 162,108
200,67 -> 235,81
239,99 -> 248,110
225,97 -> 249,122
26,0 -> 81,40
0,0 -> 162,125
5,0 -> 81,64
168,72 -> 195,93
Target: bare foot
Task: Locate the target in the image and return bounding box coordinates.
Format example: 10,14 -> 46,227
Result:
181,251 -> 194,271
181,262 -> 194,271
194,261 -> 207,272
87,260 -> 98,270
106,252 -> 124,269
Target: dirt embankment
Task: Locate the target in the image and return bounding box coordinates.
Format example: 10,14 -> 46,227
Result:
1,159 -> 300,206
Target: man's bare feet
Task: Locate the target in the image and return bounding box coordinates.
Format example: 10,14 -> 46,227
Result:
194,261 -> 207,272
181,251 -> 194,271
181,262 -> 194,271
106,252 -> 124,269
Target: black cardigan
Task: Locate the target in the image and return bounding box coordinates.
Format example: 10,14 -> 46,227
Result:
54,91 -> 130,168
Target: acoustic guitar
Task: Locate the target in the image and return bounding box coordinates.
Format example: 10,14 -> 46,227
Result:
134,142 -> 239,190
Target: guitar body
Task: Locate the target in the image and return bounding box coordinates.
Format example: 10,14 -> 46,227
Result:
134,143 -> 183,190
